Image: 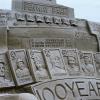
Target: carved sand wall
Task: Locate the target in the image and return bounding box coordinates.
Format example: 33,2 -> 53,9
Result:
0,0 -> 100,100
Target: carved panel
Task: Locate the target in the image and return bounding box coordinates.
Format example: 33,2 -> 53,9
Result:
45,38 -> 65,48
52,7 -> 67,16
29,38 -> 65,49
22,2 -> 70,16
23,2 -> 48,13
8,49 -> 33,86
35,15 -> 44,23
0,53 -> 15,88
61,18 -> 70,25
93,52 -> 100,77
79,51 -> 96,76
27,50 -> 50,82
15,13 -> 25,21
61,49 -> 81,76
26,14 -> 35,22
44,16 -> 53,23
53,17 -> 62,24
43,48 -> 67,79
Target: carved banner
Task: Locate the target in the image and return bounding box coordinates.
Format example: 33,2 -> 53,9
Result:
31,78 -> 100,100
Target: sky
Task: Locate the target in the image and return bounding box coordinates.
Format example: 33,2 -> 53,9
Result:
0,0 -> 100,22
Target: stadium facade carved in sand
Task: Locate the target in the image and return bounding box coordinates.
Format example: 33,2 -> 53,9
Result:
0,0 -> 100,100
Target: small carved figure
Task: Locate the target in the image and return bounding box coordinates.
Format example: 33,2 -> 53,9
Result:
43,49 -> 67,79
16,58 -> 30,78
8,49 -> 33,85
32,56 -> 48,78
81,55 -> 95,76
67,55 -> 80,75
62,49 -> 81,75
50,56 -> 66,74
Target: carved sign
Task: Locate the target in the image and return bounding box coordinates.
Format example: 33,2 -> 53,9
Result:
79,51 -> 96,76
62,49 -> 81,76
0,53 -> 15,88
43,48 -> 67,79
27,50 -> 50,82
8,49 -> 33,86
31,78 -> 100,100
23,2 -> 68,16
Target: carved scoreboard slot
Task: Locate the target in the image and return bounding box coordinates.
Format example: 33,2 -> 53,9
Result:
27,50 -> 50,82
8,49 -> 33,86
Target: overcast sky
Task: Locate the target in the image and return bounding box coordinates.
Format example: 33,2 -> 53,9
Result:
0,0 -> 100,22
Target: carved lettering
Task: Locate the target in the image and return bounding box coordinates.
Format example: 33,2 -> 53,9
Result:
23,2 -> 68,16
76,81 -> 89,96
42,88 -> 55,100
55,84 -> 67,99
88,81 -> 98,96
65,82 -> 75,97
96,82 -> 100,96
